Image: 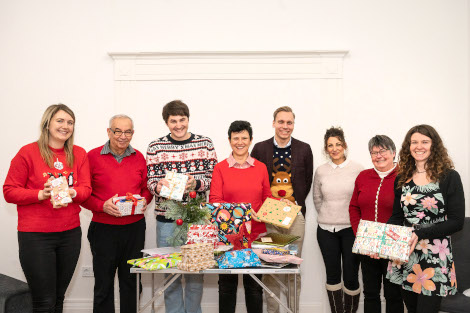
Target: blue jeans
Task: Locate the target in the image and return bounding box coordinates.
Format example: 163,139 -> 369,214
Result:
157,220 -> 203,313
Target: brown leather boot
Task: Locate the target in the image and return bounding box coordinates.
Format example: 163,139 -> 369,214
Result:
326,283 -> 344,313
343,286 -> 360,313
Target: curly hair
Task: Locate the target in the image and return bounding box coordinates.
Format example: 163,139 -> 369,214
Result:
323,126 -> 347,152
397,124 -> 454,188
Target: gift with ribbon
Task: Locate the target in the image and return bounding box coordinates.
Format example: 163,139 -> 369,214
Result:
160,171 -> 188,201
113,193 -> 145,216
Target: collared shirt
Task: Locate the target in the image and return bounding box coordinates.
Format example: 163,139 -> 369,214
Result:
374,163 -> 397,178
273,137 -> 292,148
227,153 -> 255,169
328,158 -> 350,169
100,140 -> 135,163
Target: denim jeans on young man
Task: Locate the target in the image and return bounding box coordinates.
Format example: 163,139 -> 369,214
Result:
157,220 -> 203,313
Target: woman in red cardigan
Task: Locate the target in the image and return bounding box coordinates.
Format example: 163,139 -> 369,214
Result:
348,135 -> 404,313
3,104 -> 91,313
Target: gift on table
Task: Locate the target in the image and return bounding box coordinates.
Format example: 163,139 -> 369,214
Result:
203,202 -> 252,245
113,193 -> 145,216
177,243 -> 216,272
186,224 -> 219,247
217,249 -> 261,269
127,253 -> 182,270
160,171 -> 188,201
49,176 -> 72,207
352,219 -> 413,263
257,198 -> 301,229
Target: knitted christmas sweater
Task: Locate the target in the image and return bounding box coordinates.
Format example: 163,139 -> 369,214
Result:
81,146 -> 153,225
146,133 -> 217,217
3,142 -> 91,232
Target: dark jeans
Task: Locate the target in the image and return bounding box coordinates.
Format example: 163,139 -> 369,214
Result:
317,226 -> 360,290
218,274 -> 263,313
88,219 -> 146,313
18,227 -> 81,313
359,255 -> 404,313
401,289 -> 442,313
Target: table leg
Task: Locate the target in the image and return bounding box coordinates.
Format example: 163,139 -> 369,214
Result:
136,272 -> 140,313
287,274 -> 291,309
151,273 -> 155,313
294,274 -> 297,313
249,274 -> 294,313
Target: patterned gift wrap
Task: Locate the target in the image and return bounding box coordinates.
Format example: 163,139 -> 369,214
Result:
160,171 -> 189,201
127,253 -> 182,270
186,224 -> 219,248
113,193 -> 145,216
203,203 -> 252,245
177,243 -> 216,271
257,198 -> 301,229
217,249 -> 261,269
261,247 -> 290,256
49,176 -> 72,207
352,220 -> 413,263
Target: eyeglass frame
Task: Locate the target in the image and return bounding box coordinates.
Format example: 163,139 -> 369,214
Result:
110,128 -> 134,137
369,148 -> 390,157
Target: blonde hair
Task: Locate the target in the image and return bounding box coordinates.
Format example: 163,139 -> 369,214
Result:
38,104 -> 76,168
273,106 -> 295,120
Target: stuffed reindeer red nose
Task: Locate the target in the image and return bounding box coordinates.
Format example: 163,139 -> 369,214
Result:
278,190 -> 286,197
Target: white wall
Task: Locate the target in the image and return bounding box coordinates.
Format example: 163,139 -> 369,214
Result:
0,1 -> 468,312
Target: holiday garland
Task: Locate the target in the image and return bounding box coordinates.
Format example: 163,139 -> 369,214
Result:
161,191 -> 211,246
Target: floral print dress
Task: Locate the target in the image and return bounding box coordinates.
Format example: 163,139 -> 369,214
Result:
386,180 -> 457,296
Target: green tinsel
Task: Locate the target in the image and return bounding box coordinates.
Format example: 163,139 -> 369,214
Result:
162,195 -> 211,246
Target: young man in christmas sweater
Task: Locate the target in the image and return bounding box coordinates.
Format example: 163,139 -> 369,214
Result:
251,106 -> 313,313
146,100 -> 218,313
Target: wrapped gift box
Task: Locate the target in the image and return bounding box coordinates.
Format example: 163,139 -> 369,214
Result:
352,219 -> 413,263
203,203 -> 252,245
160,172 -> 188,201
49,176 -> 72,207
177,243 -> 216,272
257,198 -> 301,229
261,247 -> 290,256
217,249 -> 261,269
127,253 -> 182,270
113,194 -> 145,216
186,224 -> 219,248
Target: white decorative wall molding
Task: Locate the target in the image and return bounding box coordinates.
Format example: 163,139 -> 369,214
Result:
108,51 -> 348,81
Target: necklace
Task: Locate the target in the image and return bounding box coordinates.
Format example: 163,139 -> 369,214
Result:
416,169 -> 426,174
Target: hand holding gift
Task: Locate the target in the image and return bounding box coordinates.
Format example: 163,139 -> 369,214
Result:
38,181 -> 52,201
185,174 -> 197,192
48,176 -> 73,209
112,193 -> 146,216
104,194 -> 121,217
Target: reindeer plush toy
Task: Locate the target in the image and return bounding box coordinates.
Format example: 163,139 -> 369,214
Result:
270,157 -> 296,203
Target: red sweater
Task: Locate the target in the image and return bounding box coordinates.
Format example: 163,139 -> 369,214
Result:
3,142 -> 91,232
209,158 -> 272,238
81,146 -> 153,225
349,167 -> 398,235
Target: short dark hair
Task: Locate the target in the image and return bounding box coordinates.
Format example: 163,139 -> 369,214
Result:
162,100 -> 190,123
228,120 -> 253,140
368,135 -> 396,154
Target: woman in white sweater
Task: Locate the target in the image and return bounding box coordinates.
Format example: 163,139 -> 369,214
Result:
313,127 -> 363,313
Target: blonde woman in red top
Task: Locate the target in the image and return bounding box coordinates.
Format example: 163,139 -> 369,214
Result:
3,104 -> 91,312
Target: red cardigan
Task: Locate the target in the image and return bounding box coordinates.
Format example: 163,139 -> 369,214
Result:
209,158 -> 272,238
349,167 -> 398,235
3,142 -> 91,232
81,146 -> 153,225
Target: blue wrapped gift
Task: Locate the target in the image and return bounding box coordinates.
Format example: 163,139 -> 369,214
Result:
217,249 -> 261,269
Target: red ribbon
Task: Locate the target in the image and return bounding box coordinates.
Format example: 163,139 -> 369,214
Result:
125,192 -> 138,215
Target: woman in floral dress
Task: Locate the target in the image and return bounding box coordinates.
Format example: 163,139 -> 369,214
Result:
387,124 -> 465,313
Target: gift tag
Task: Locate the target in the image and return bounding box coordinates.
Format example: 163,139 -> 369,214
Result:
261,237 -> 273,243
283,206 -> 291,212
282,217 -> 292,226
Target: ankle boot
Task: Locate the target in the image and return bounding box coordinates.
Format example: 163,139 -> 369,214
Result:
326,283 -> 344,313
343,286 -> 360,313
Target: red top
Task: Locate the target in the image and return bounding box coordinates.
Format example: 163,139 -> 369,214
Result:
81,146 -> 153,225
209,158 -> 273,238
349,167 -> 398,235
3,142 -> 91,232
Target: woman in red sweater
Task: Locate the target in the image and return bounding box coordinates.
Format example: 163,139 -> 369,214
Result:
209,120 -> 272,313
3,104 -> 91,313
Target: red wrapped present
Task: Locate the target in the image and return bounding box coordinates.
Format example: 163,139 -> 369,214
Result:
186,224 -> 219,248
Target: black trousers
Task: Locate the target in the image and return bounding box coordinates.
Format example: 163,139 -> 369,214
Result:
359,255 -> 404,313
18,227 -> 81,313
88,219 -> 146,313
317,226 -> 360,290
401,289 -> 442,313
218,274 -> 263,313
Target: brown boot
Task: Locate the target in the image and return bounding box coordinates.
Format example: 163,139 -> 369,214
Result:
326,283 -> 344,313
343,286 -> 360,313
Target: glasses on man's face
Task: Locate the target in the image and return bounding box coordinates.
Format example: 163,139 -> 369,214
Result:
370,149 -> 389,157
111,129 -> 134,138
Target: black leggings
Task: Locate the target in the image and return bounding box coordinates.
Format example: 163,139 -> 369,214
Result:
18,227 -> 81,313
219,274 -> 263,313
317,226 -> 360,290
401,289 -> 442,313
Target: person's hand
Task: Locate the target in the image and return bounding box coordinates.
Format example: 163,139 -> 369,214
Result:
251,209 -> 261,222
408,232 -> 418,256
156,179 -> 170,194
140,198 -> 148,213
280,198 -> 294,206
368,253 -> 380,259
103,194 -> 122,217
68,188 -> 77,198
38,182 -> 52,201
185,175 -> 197,192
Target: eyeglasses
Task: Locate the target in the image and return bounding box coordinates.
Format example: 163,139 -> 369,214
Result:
370,149 -> 389,157
111,129 -> 134,137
